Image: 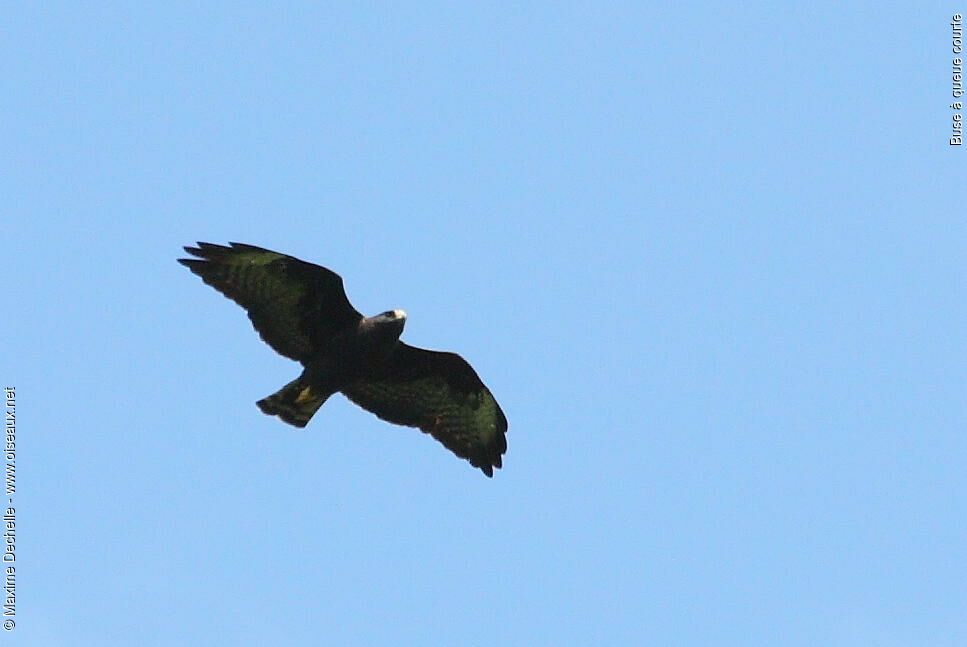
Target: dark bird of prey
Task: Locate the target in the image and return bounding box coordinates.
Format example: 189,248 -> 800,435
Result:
178,242 -> 508,476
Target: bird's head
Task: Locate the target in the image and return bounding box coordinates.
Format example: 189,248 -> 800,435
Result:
373,309 -> 407,339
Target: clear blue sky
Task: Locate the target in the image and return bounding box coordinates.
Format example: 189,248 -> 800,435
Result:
6,3 -> 965,645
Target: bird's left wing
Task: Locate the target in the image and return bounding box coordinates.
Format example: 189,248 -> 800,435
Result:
178,242 -> 362,364
341,342 -> 508,476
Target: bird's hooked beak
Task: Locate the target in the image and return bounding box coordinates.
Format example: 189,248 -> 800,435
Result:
392,309 -> 407,321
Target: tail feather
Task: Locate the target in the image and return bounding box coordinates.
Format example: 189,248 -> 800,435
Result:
257,378 -> 332,427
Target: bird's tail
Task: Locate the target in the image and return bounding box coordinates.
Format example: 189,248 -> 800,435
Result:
256,377 -> 333,428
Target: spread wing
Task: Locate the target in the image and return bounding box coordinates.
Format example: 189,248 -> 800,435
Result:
341,342 -> 508,476
178,242 -> 362,364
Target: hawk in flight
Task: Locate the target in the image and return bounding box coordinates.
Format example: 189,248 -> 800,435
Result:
178,242 -> 508,476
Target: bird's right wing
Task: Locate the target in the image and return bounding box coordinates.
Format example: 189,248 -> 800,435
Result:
342,342 -> 508,476
178,242 -> 362,363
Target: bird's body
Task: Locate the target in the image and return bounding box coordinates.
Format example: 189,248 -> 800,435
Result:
178,242 -> 507,476
256,309 -> 407,428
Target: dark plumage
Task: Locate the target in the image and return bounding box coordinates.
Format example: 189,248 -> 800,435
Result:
178,242 -> 508,476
